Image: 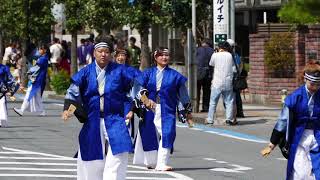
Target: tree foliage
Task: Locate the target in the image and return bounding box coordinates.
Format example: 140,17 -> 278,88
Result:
0,0 -> 54,43
54,0 -> 86,33
85,0 -> 122,35
278,0 -> 320,24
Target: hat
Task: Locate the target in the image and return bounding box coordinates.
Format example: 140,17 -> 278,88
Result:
226,39 -> 235,47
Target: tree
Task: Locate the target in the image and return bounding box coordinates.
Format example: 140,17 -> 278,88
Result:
111,0 -> 212,70
0,0 -> 54,86
54,0 -> 87,75
278,0 -> 320,24
0,1 -> 54,43
85,0 -> 122,35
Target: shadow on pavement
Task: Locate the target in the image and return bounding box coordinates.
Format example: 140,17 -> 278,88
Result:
173,167 -> 219,171
236,119 -> 268,126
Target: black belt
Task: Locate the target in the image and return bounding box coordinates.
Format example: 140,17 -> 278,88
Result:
100,112 -> 104,118
305,122 -> 314,129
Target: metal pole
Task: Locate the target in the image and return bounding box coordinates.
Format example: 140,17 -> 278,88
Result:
230,0 -> 235,40
191,0 -> 198,112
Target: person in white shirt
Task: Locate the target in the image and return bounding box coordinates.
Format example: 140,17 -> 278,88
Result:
207,41 -> 236,126
2,43 -> 16,66
49,38 -> 63,74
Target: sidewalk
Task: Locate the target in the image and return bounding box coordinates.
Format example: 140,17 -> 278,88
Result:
192,100 -> 281,125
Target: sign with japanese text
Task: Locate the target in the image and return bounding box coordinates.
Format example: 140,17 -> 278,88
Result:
213,0 -> 229,44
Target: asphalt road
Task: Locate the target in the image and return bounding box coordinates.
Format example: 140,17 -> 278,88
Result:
0,96 -> 287,180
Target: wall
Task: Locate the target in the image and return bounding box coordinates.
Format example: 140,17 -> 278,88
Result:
248,25 -> 320,104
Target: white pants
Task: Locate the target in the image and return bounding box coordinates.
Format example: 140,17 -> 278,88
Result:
0,97 -> 7,126
21,86 -> 44,113
154,105 -> 171,170
291,130 -> 317,180
133,130 -> 158,167
77,118 -> 128,180
133,104 -> 170,169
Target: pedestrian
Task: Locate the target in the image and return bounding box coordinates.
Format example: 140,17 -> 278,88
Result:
206,41 -> 236,126
196,39 -> 214,112
13,44 -> 49,117
0,64 -> 19,127
77,39 -> 88,70
262,60 -> 320,179
62,36 -> 135,180
58,40 -> 71,75
132,47 -> 193,171
12,43 -> 23,83
127,37 -> 141,69
2,43 -> 16,66
226,39 -> 245,118
49,38 -> 63,74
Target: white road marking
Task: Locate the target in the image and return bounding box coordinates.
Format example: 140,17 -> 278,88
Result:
204,131 -> 268,143
2,147 -> 71,159
276,158 -> 287,161
0,147 -> 193,180
204,157 -> 253,174
0,156 -> 75,160
0,162 -> 76,166
127,178 -> 176,180
216,161 -> 227,164
230,164 -> 253,171
0,174 -> 76,178
203,158 -> 216,161
0,167 -> 76,171
53,103 -> 64,107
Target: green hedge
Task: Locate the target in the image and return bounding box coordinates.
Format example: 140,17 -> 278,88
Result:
50,70 -> 70,95
264,32 -> 295,78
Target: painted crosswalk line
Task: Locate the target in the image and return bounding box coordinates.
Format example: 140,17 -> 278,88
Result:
0,147 -> 193,179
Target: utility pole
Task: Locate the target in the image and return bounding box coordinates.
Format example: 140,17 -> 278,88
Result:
187,0 -> 198,112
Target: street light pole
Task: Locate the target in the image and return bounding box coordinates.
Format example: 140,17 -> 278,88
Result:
188,0 -> 198,112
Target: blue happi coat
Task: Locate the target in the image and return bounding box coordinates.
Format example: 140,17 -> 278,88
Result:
136,66 -> 187,151
0,64 -> 14,85
70,62 -> 135,161
123,65 -> 141,116
279,85 -> 320,179
28,54 -> 48,101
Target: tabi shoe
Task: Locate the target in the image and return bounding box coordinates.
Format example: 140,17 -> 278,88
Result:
0,120 -> 8,128
146,165 -> 155,169
39,111 -> 46,117
13,108 -> 23,116
226,120 -> 238,126
155,165 -> 173,171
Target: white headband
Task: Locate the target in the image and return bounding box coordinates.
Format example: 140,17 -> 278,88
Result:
94,42 -> 110,50
304,72 -> 320,82
154,48 -> 169,56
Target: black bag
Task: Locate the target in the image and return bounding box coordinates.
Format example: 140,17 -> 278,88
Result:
233,75 -> 248,91
232,53 -> 248,91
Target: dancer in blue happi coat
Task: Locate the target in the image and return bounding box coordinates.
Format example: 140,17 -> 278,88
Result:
0,64 -> 19,127
62,36 -> 136,180
14,44 -> 48,116
264,60 -> 320,179
132,47 -> 193,171
114,48 -> 141,139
